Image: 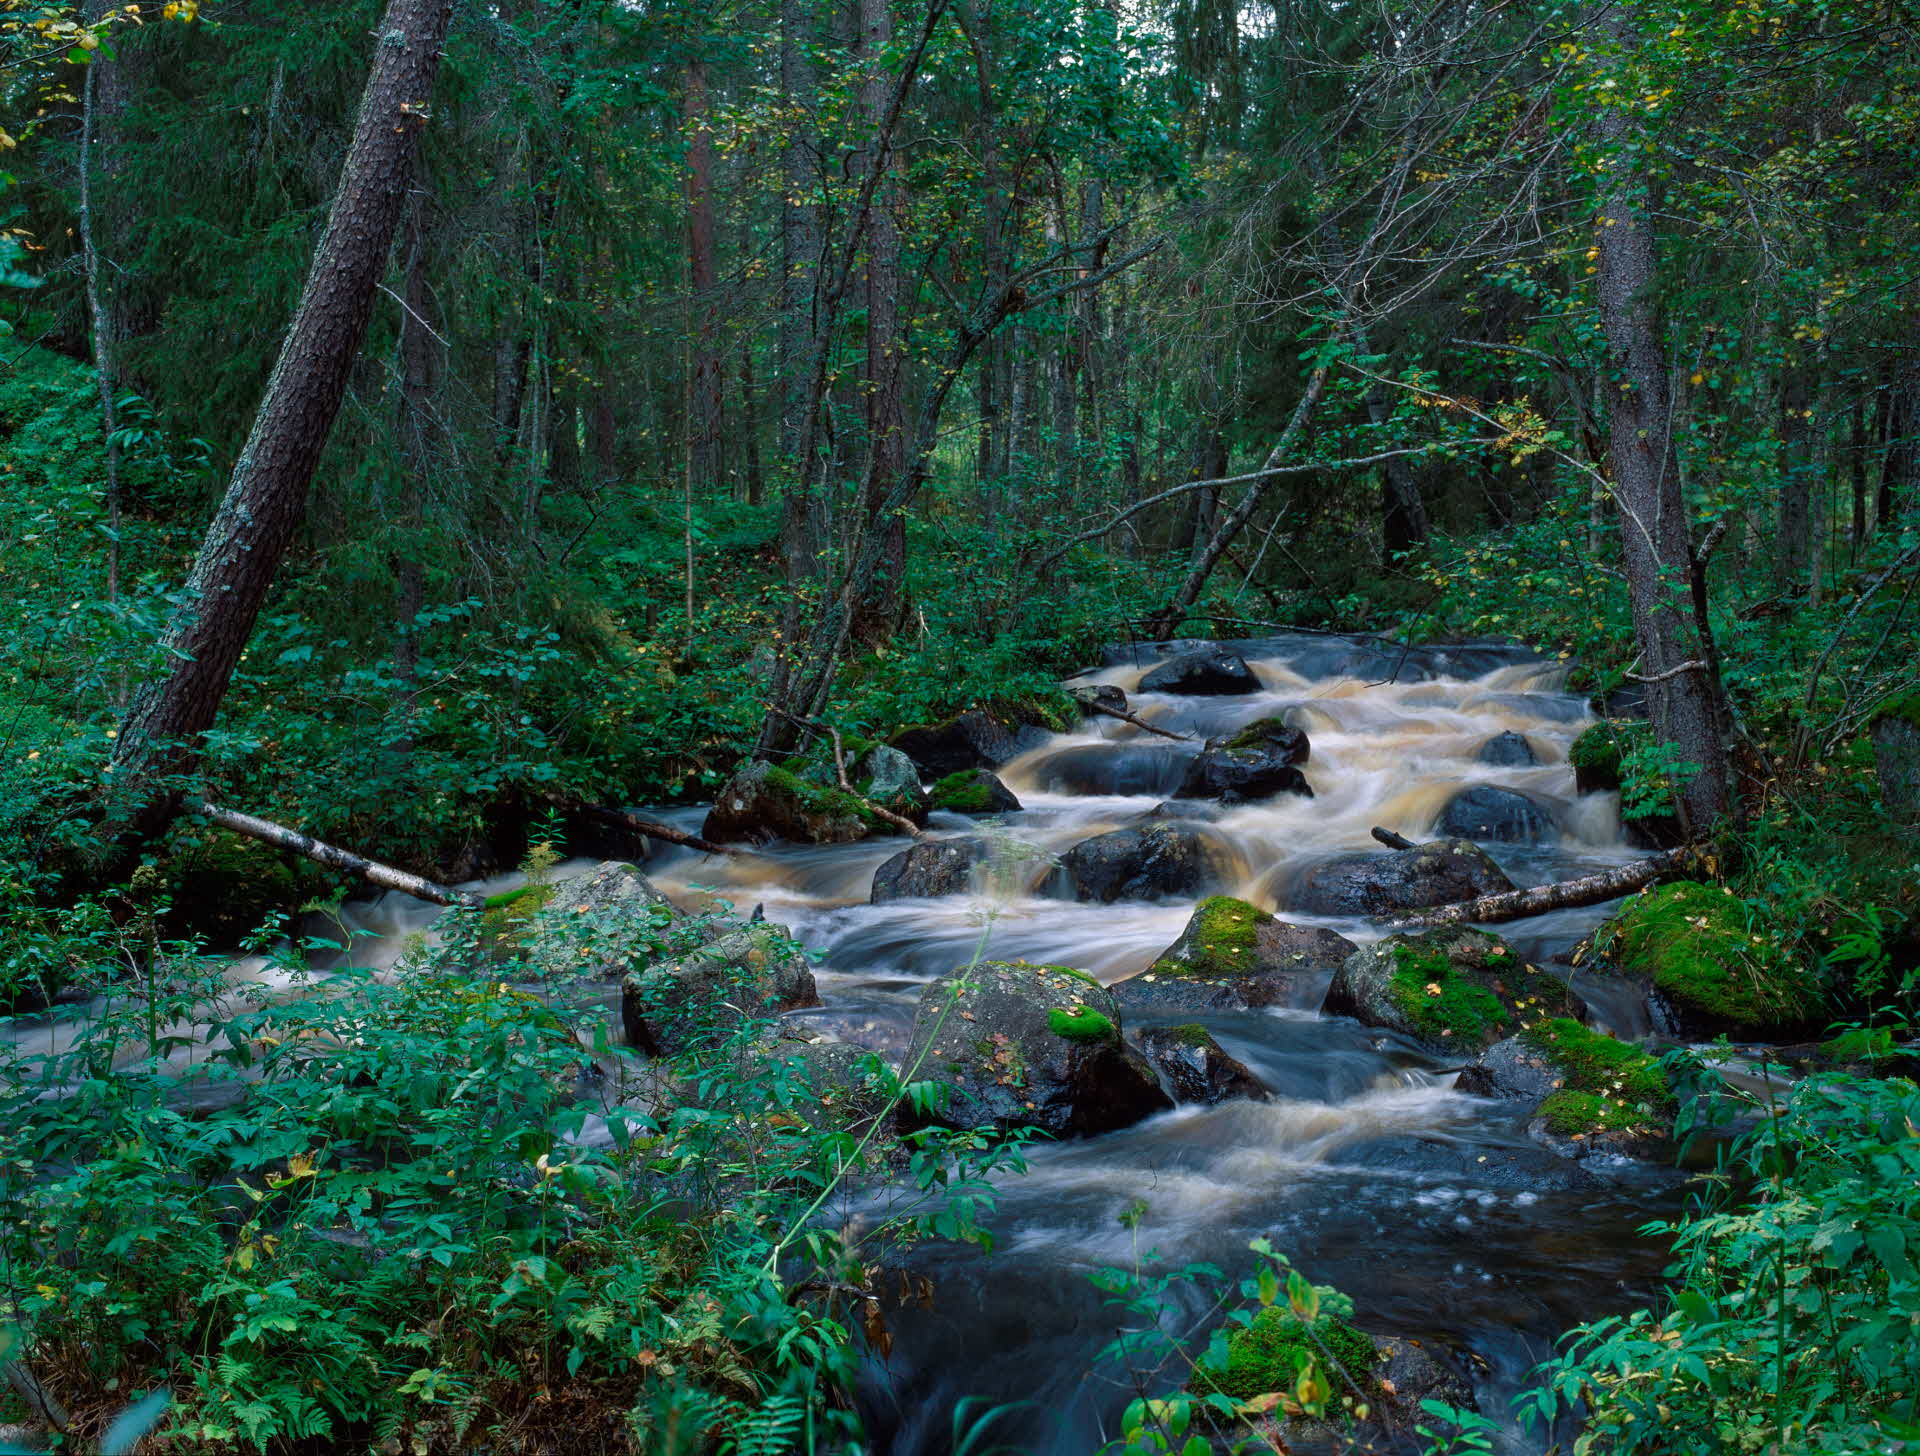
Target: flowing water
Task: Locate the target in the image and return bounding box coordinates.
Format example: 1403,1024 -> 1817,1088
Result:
4,634 -> 1691,1453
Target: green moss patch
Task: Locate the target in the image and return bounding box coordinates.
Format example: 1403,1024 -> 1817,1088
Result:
763,764 -> 889,832
929,771 -> 997,813
1599,882 -> 1824,1031
1524,1017 -> 1675,1137
1389,943 -> 1514,1045
1159,896 -> 1269,979
1047,1006 -> 1116,1042
1189,1304 -> 1378,1403
1222,716 -> 1298,753
480,880 -> 556,958
1166,1022 -> 1216,1048
1570,721 -> 1639,791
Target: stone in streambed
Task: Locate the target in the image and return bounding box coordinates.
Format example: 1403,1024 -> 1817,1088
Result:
622,919 -> 821,1057
927,768 -> 1021,815
1110,895 -> 1357,1013
904,960 -> 1171,1138
1466,1019 -> 1678,1162
1070,682 -> 1128,715
1476,730 -> 1537,766
870,837 -> 989,902
1432,784 -> 1555,843
1027,742 -> 1193,797
1135,1024 -> 1273,1104
1058,823 -> 1220,903
1138,645 -> 1260,696
1178,715 -> 1313,803
889,698 -> 1073,777
702,760 -> 905,846
1286,838 -> 1514,916
477,860 -> 682,975
1324,926 -> 1582,1056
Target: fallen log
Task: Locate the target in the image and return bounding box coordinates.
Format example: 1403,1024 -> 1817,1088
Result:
540,790 -> 738,857
1371,825 -> 1416,850
1085,700 -> 1189,742
190,801 -> 484,909
1393,848 -> 1692,928
2,1354 -> 68,1435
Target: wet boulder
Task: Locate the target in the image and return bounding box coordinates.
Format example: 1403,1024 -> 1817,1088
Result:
870,837 -> 989,903
1135,1024 -> 1272,1105
1029,742 -> 1192,797
1476,730 -> 1537,767
1138,645 -> 1259,696
1178,717 -> 1314,804
1324,926 -> 1582,1056
889,699 -> 1069,777
1129,799 -> 1226,825
767,1033 -> 898,1134
702,760 -> 902,846
855,743 -> 932,825
1286,838 -> 1514,916
927,768 -> 1021,815
1432,784 -> 1554,844
1594,881 -> 1826,1039
1059,823 -> 1218,903
1493,1018 -> 1679,1162
1455,1033 -> 1563,1101
622,919 -> 822,1056
1070,682 -> 1128,715
478,860 -> 685,976
1110,895 -> 1358,1013
904,961 -> 1172,1137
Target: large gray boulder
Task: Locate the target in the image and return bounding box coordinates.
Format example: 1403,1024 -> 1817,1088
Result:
1286,838 -> 1514,916
871,837 -> 989,902
904,961 -> 1172,1137
479,860 -> 685,978
1323,926 -> 1582,1056
1110,895 -> 1357,1013
1178,717 -> 1313,803
1432,784 -> 1555,843
1138,646 -> 1259,696
622,920 -> 822,1056
702,760 -> 899,846
1059,823 -> 1219,903
1135,1024 -> 1272,1105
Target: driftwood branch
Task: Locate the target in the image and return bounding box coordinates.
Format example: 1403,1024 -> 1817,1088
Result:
190,800 -> 483,908
1371,825 -> 1417,850
1086,700 -> 1188,742
1626,659 -> 1708,685
540,790 -> 738,857
1394,848 -> 1691,928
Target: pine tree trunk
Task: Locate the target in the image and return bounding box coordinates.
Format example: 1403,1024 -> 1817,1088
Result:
684,58 -> 724,496
777,0 -> 822,568
109,0 -> 457,827
1590,9 -> 1733,834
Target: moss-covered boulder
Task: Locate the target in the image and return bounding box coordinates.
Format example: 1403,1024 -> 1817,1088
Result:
903,960 -> 1172,1137
1178,717 -> 1314,804
870,837 -> 988,902
1324,927 -> 1583,1055
701,760 -> 905,845
622,920 -> 822,1056
927,768 -> 1021,815
1058,823 -> 1222,903
1286,839 -> 1514,917
1569,720 -> 1631,795
1432,784 -> 1554,844
1595,881 -> 1826,1038
1523,1018 -> 1677,1156
476,861 -> 682,978
1070,682 -> 1128,715
1138,645 -> 1260,696
1110,896 -> 1358,1013
889,696 -> 1072,778
1870,694 -> 1920,825
1135,1023 -> 1272,1104
1189,1299 -> 1379,1405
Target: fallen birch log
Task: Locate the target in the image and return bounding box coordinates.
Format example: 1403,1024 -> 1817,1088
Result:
1393,848 -> 1692,928
190,801 -> 484,909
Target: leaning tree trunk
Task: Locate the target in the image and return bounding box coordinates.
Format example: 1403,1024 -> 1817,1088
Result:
109,0 -> 457,830
1590,10 -> 1733,835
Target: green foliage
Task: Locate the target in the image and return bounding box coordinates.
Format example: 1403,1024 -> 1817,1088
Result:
1187,1303 -> 1377,1404
1598,882 -> 1826,1031
1526,1075 -> 1920,1455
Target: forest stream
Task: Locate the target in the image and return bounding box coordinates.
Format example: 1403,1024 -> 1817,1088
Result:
6,636 -> 1694,1455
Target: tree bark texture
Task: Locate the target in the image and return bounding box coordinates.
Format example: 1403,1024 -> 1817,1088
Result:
777,0 -> 823,568
1589,12 -> 1733,835
684,58 -> 724,496
110,0 -> 457,820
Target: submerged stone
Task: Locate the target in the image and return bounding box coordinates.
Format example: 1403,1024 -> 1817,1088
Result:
1135,1023 -> 1272,1104
1286,838 -> 1514,916
870,837 -> 989,902
1058,823 -> 1220,903
1432,784 -> 1555,843
1138,645 -> 1260,696
1476,730 -> 1537,766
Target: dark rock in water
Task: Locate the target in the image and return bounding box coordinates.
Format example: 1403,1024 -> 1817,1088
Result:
702,760 -> 900,846
1179,716 -> 1314,803
855,743 -> 932,825
1129,798 -> 1226,825
622,920 -> 822,1056
1286,838 -> 1514,916
1138,645 -> 1260,696
904,960 -> 1172,1137
1110,895 -> 1357,1013
1455,1034 -> 1562,1101
1324,926 -> 1583,1056
1059,823 -> 1219,903
1476,730 -> 1536,767
891,708 -> 1050,778
1433,784 -> 1555,844
1028,742 -> 1194,797
1136,1024 -> 1272,1105
1344,1132 -> 1600,1193
871,837 -> 989,902
1070,682 -> 1128,715
927,768 -> 1021,815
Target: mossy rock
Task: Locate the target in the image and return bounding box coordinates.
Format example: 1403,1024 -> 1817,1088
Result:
1868,698 -> 1920,825
1325,927 -> 1582,1055
927,769 -> 1021,815
1522,1018 -> 1677,1149
701,760 -> 905,845
1596,881 -> 1825,1037
1189,1302 -> 1379,1404
479,880 -> 557,960
1569,721 -> 1632,794
1135,1023 -> 1272,1104
1113,896 -> 1357,1013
